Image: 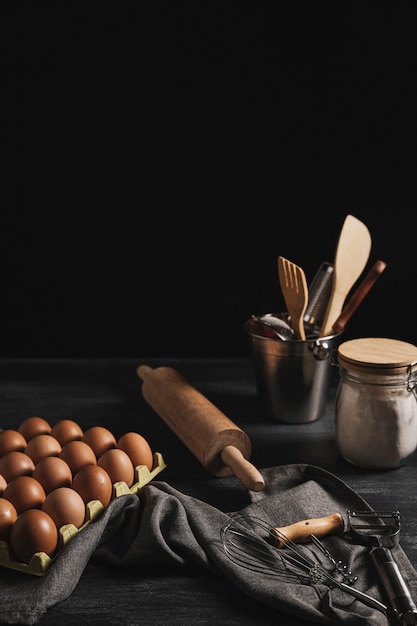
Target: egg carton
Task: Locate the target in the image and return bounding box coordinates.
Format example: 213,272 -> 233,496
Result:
0,451 -> 166,576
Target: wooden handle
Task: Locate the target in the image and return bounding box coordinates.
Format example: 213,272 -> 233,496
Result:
220,445 -> 264,492
137,365 -> 265,491
332,260 -> 386,334
271,513 -> 344,547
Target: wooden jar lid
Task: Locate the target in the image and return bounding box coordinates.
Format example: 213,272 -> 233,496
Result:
338,337 -> 417,374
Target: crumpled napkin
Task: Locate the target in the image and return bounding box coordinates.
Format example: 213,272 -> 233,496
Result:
0,464 -> 415,625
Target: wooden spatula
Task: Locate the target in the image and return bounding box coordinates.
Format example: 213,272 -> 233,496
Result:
277,256 -> 308,340
320,214 -> 372,337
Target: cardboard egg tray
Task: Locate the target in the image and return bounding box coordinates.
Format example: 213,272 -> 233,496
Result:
0,451 -> 166,576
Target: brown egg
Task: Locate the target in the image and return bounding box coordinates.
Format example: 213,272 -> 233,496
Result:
59,440 -> 97,476
50,419 -> 83,446
72,464 -> 113,507
0,451 -> 35,482
98,448 -> 135,487
117,432 -> 153,471
42,486 -> 86,530
0,497 -> 18,541
82,426 -> 117,459
25,434 -> 62,465
3,476 -> 46,514
18,417 -> 51,441
0,429 -> 27,457
32,456 -> 72,494
10,509 -> 58,564
0,474 -> 7,494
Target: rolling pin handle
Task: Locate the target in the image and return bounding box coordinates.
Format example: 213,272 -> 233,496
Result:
137,365 -> 153,381
220,445 -> 265,492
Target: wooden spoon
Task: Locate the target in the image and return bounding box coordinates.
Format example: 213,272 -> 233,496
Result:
320,214 -> 372,337
277,256 -> 308,340
331,259 -> 386,334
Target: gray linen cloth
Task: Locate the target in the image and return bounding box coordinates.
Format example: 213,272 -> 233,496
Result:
0,463 -> 415,625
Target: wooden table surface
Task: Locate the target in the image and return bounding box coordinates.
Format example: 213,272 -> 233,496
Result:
0,358 -> 416,625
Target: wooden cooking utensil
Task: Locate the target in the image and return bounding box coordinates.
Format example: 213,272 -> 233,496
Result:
331,259 -> 386,334
277,256 -> 308,340
320,214 -> 372,337
136,365 -> 265,492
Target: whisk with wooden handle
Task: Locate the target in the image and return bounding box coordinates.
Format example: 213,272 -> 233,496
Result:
220,514 -> 388,616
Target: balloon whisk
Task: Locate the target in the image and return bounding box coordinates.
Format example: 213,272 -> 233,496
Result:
220,514 -> 388,615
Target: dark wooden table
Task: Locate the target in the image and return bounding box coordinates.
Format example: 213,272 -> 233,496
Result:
0,358 -> 416,625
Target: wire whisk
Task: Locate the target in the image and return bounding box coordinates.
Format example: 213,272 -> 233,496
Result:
220,514 -> 388,616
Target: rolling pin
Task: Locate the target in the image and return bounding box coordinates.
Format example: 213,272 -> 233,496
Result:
137,365 -> 265,492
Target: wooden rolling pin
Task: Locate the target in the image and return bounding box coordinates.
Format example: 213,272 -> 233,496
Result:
137,365 -> 265,492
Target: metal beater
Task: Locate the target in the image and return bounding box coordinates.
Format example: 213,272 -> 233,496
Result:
220,514 -> 388,616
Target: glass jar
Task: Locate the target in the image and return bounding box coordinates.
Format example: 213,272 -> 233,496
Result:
335,337 -> 417,469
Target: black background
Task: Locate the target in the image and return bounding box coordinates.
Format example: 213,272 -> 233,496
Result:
2,2 -> 416,358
